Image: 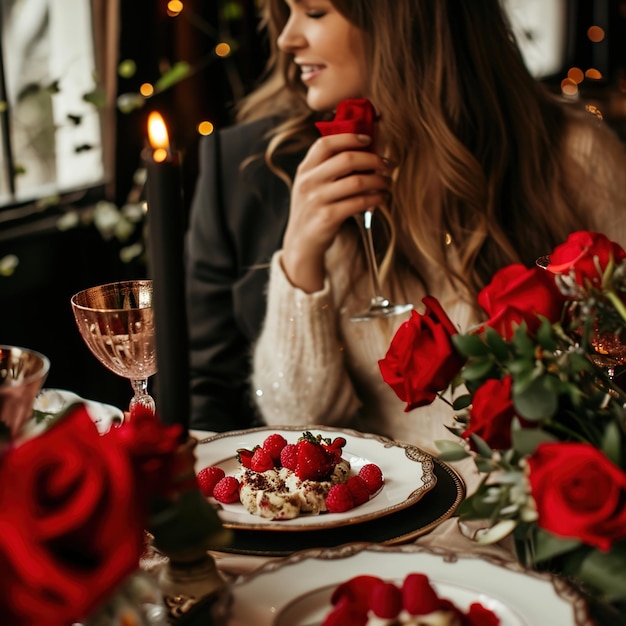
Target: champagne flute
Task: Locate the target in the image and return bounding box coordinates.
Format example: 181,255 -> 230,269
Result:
71,280 -> 157,416
350,208 -> 414,322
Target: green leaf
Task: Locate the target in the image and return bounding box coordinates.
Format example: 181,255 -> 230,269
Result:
484,326 -> 511,360
601,420 -> 623,466
435,440 -> 470,462
578,542 -> 626,601
118,58 -> 137,78
532,528 -> 582,564
452,394 -> 472,410
468,433 -> 493,459
513,377 -> 558,420
82,88 -> 107,109
452,333 -> 490,357
536,317 -> 559,351
475,520 -> 518,544
154,61 -> 191,93
512,426 -> 558,456
461,358 -> 496,382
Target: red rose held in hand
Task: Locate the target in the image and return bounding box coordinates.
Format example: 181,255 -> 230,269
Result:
478,264 -> 565,339
528,442 -> 626,551
544,230 -> 626,288
379,296 -> 465,410
315,98 -> 377,146
463,376 -> 520,450
0,405 -> 146,626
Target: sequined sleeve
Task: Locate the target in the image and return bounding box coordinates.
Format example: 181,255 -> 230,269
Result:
251,251 -> 361,426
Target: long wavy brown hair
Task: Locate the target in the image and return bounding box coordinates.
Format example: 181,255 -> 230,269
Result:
237,0 -> 594,301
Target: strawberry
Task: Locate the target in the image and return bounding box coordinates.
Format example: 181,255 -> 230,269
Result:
346,475 -> 370,506
196,466 -> 225,497
212,476 -> 241,504
262,433 -> 288,464
370,582 -> 402,619
325,483 -> 355,513
358,463 -> 384,494
250,446 -> 274,472
296,440 -> 335,481
236,447 -> 256,468
280,443 -> 298,470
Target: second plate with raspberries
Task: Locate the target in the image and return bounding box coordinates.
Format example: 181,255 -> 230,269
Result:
195,426 -> 438,531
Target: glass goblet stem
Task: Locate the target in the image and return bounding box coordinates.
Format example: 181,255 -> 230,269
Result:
351,210 -> 414,322
129,377 -> 156,417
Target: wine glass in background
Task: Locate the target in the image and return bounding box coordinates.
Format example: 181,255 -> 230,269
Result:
350,208 -> 414,322
0,345 -> 50,439
71,280 -> 157,416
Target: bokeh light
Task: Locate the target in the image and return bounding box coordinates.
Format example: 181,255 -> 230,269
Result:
585,68 -> 603,80
560,78 -> 578,96
587,26 -> 605,43
167,1 -> 183,17
140,83 -> 154,97
567,67 -> 584,84
215,42 -> 231,58
198,121 -> 214,136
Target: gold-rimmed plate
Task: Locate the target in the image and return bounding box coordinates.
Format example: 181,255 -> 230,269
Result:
195,426 -> 436,532
224,543 -> 591,626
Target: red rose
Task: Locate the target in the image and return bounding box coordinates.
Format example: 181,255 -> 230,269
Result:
463,376 -> 519,450
544,230 -> 626,288
379,296 -> 466,410
0,405 -> 146,625
478,264 -> 565,339
315,98 -> 377,144
528,442 -> 626,551
110,406 -> 182,497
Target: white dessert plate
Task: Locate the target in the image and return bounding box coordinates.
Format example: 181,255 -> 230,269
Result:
195,426 -> 436,531
224,543 -> 591,626
29,388 -> 124,436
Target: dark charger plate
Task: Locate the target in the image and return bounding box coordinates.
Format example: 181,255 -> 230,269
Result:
210,456 -> 465,556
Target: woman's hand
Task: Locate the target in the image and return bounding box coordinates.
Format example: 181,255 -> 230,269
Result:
282,133 -> 389,293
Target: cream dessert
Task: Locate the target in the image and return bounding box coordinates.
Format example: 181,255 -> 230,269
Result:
237,459 -> 351,520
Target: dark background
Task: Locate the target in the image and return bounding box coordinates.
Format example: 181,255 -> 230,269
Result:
0,0 -> 625,411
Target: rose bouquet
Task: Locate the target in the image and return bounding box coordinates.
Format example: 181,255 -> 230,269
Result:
0,403 -> 225,626
379,231 -> 626,618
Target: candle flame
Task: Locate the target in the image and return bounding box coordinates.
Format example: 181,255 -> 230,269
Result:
148,112 -> 170,162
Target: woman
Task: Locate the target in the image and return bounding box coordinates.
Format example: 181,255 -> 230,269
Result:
186,0 -> 626,460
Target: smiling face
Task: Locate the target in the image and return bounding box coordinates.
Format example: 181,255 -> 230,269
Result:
277,0 -> 369,112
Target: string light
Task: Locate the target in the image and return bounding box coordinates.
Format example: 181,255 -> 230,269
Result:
587,25 -> 605,43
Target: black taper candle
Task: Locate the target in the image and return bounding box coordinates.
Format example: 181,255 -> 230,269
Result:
145,112 -> 189,438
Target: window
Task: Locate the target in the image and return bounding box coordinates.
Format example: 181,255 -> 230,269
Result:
0,0 -> 105,207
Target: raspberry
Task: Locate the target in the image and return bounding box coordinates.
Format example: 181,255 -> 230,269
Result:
262,433 -> 288,464
358,463 -> 384,494
370,582 -> 402,619
346,475 -> 370,506
325,483 -> 355,513
196,466 -> 225,497
280,443 -> 298,470
212,476 -> 240,504
250,446 -> 274,472
402,573 -> 440,615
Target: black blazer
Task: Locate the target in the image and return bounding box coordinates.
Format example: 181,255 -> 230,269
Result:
186,117 -> 306,432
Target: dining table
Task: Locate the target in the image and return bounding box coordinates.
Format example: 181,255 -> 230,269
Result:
136,427 -> 596,626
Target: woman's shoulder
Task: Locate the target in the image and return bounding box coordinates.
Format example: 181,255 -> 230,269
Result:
563,106 -> 626,164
